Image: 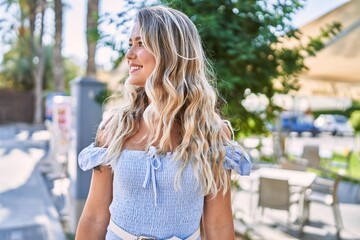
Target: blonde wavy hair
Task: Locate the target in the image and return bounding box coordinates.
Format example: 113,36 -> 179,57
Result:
102,5 -> 237,196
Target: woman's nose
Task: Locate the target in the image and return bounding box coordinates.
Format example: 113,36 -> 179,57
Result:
126,48 -> 135,60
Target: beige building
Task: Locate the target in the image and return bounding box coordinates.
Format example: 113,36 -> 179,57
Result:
293,0 -> 360,101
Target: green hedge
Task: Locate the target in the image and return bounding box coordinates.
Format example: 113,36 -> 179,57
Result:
312,100 -> 360,119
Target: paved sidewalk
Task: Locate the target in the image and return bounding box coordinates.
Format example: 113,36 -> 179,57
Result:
0,124 -> 66,240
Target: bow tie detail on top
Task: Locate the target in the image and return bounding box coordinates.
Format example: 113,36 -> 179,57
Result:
142,146 -> 162,207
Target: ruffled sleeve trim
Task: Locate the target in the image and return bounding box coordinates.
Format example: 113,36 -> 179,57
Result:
224,142 -> 252,175
78,143 -> 107,171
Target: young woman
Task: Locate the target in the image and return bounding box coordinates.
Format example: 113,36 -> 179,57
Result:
76,5 -> 251,240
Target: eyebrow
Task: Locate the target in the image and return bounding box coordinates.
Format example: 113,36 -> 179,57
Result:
129,36 -> 141,42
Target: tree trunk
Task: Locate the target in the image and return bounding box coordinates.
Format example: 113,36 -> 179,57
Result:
33,0 -> 46,124
33,47 -> 45,124
86,0 -> 100,78
53,0 -> 64,92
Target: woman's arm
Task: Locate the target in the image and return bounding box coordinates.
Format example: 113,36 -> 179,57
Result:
76,166 -> 113,239
76,121 -> 113,239
201,120 -> 235,239
202,183 -> 234,240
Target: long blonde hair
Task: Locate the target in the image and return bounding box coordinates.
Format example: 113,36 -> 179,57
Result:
102,5 -> 236,196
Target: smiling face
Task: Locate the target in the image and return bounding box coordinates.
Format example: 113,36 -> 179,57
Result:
125,22 -> 156,87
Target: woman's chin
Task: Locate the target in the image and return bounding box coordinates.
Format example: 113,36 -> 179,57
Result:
128,79 -> 145,87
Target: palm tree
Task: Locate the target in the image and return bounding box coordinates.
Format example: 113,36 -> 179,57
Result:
30,0 -> 47,124
53,0 -> 64,91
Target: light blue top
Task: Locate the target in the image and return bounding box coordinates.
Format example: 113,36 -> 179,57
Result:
78,142 -> 251,240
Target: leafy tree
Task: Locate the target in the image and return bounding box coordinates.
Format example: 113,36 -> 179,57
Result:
350,111 -> 360,134
161,0 -> 341,137
350,110 -> 360,154
0,35 -> 34,89
0,39 -> 80,91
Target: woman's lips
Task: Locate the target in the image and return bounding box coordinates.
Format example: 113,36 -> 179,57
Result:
129,65 -> 143,74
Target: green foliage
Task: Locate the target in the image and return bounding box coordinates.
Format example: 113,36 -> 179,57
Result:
65,232 -> 75,240
95,88 -> 113,105
87,26 -> 100,43
87,11 -> 100,42
324,151 -> 360,183
63,58 -> 82,94
350,111 -> 360,133
287,151 -> 360,183
312,101 -> 360,119
352,101 -> 360,109
43,45 -> 55,90
0,37 -> 34,89
0,37 -> 80,92
161,0 -> 341,136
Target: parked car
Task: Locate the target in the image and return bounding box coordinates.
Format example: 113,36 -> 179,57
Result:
314,114 -> 354,136
270,112 -> 320,137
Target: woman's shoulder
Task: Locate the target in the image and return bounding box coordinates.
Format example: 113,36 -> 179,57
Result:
223,143 -> 252,175
78,143 -> 108,171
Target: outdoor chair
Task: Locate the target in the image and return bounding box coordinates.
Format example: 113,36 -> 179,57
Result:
280,157 -> 307,171
302,174 -> 343,236
257,177 -> 301,226
302,144 -> 322,170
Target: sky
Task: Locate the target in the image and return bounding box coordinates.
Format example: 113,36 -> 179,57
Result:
291,0 -> 349,26
0,0 -> 350,69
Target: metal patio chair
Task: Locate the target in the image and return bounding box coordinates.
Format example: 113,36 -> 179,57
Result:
302,144 -> 322,170
302,174 -> 343,236
257,177 -> 301,226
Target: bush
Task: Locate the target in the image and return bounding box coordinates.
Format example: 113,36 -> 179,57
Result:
350,110 -> 360,133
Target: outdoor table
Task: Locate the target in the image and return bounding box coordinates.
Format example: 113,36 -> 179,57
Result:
251,167 -> 317,187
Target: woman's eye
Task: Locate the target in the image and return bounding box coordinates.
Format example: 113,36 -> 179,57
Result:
128,44 -> 133,49
138,41 -> 143,47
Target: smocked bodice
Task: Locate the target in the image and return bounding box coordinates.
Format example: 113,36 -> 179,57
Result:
78,143 -> 251,239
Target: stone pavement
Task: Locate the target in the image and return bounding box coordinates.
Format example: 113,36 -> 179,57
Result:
0,124 -> 66,240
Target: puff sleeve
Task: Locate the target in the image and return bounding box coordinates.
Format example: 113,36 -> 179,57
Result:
223,142 -> 252,175
78,143 -> 107,171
